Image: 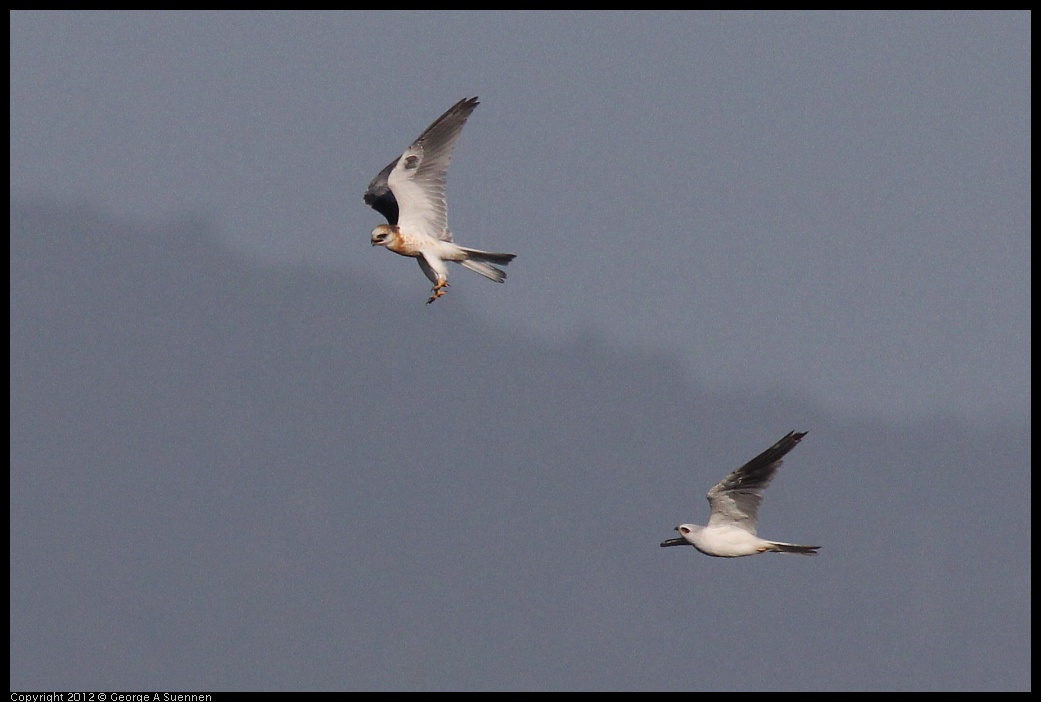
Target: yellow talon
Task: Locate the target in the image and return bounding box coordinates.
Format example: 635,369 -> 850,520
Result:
426,282 -> 449,304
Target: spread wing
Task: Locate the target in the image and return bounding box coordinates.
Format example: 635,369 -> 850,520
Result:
705,431 -> 807,535
362,96 -> 479,242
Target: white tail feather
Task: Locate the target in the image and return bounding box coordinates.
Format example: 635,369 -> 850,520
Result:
767,542 -> 821,555
460,259 -> 507,282
458,247 -> 516,283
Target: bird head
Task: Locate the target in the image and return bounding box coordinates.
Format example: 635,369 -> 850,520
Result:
371,224 -> 396,247
660,525 -> 695,548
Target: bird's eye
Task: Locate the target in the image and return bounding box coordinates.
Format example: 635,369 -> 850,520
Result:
680,527 -> 690,534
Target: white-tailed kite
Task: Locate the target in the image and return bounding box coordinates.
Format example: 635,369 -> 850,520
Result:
364,96 -> 516,304
660,431 -> 820,557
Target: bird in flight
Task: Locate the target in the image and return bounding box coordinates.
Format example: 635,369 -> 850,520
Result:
660,431 -> 820,557
364,96 -> 516,304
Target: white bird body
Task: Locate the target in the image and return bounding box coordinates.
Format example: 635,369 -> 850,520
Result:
661,431 -> 820,558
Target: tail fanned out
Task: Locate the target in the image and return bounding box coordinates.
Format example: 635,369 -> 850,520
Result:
767,542 -> 821,555
459,248 -> 516,283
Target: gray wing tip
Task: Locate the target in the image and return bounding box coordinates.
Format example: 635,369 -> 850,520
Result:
421,97 -> 481,139
764,429 -> 809,461
716,430 -> 811,493
772,430 -> 808,454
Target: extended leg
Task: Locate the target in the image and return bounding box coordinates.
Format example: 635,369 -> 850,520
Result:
419,254 -> 450,305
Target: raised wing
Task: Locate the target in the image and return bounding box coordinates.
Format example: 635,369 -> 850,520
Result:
363,97 -> 479,241
363,158 -> 400,225
705,431 -> 807,535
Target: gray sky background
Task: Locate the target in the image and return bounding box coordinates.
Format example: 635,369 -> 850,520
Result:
9,11 -> 1031,692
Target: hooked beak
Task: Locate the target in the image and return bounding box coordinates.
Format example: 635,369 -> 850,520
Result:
660,526 -> 689,547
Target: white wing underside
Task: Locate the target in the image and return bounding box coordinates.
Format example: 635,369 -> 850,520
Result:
386,97 -> 479,243
388,145 -> 452,242
706,489 -> 765,535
